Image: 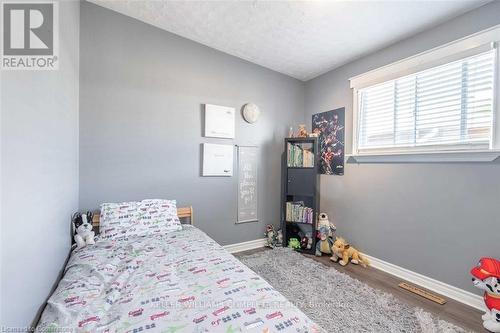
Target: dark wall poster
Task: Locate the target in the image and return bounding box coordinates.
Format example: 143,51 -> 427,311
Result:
312,108 -> 345,175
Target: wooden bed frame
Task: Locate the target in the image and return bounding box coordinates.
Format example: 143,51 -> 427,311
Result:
91,206 -> 194,229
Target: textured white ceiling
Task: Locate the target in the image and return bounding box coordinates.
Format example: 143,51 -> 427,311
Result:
89,0 -> 490,81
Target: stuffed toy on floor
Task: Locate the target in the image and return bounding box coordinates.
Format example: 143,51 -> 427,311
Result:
276,228 -> 283,247
265,224 -> 277,248
315,226 -> 334,256
331,237 -> 369,267
471,257 -> 500,332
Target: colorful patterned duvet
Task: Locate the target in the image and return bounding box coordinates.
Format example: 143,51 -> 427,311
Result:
37,225 -> 324,333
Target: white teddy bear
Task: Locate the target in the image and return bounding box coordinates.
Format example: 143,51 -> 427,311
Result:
73,212 -> 95,248
318,212 -> 336,236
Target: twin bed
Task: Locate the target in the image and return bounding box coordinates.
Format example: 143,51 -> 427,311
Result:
36,202 -> 324,333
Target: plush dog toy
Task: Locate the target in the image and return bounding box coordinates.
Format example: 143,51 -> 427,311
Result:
73,212 -> 95,248
471,257 -> 500,332
331,237 -> 369,267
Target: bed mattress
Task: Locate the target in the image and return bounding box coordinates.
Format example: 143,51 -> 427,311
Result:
37,225 -> 324,333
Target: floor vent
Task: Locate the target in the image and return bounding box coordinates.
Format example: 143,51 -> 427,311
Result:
399,282 -> 447,305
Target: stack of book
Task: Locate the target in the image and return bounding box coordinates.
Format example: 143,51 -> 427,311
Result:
287,143 -> 314,167
285,201 -> 314,224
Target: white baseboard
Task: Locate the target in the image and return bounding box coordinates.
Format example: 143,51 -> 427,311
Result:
224,238 -> 267,254
222,238 -> 485,311
363,253 -> 485,311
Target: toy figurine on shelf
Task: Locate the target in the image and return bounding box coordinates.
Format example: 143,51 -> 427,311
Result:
265,224 -> 277,248
297,124 -> 308,138
299,231 -> 313,250
288,238 -> 301,250
306,233 -> 313,250
471,257 -> 500,332
300,236 -> 309,250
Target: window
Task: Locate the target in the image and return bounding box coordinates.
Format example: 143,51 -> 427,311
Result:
356,50 -> 496,155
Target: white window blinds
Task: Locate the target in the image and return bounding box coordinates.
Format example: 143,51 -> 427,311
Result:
357,50 -> 495,152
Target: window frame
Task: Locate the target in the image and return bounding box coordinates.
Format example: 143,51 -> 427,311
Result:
349,26 -> 500,162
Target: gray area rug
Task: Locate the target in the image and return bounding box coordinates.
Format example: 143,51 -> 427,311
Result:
237,247 -> 473,333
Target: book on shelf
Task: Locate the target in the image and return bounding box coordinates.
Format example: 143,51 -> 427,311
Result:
287,143 -> 314,167
285,201 -> 313,224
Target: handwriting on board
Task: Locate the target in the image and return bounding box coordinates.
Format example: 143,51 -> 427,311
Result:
237,146 -> 258,223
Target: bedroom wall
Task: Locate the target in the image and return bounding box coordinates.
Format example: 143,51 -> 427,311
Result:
304,1 -> 500,294
79,1 -> 305,245
0,0 -> 80,327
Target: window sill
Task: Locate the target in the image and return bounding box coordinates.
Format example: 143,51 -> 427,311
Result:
346,150 -> 500,163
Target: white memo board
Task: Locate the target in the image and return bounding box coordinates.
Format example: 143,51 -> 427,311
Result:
204,104 -> 235,139
237,146 -> 258,223
202,143 -> 234,176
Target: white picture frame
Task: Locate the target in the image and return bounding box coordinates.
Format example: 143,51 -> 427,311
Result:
202,143 -> 234,176
204,104 -> 235,139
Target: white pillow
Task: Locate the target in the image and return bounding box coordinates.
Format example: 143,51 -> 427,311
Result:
99,199 -> 181,240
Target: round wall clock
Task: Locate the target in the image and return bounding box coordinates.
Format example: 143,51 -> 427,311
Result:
242,103 -> 261,124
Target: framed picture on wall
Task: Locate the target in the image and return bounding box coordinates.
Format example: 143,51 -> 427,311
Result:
204,104 -> 235,139
312,107 -> 345,175
202,143 -> 234,176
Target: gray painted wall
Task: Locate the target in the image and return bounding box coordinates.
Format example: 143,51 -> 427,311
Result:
304,1 -> 500,293
0,0 -> 80,327
79,1 -> 305,245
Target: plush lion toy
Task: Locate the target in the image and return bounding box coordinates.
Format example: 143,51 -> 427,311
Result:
331,237 -> 369,267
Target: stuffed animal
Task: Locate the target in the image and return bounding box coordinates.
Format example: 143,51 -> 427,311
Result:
331,237 -> 368,267
297,124 -> 308,138
276,228 -> 283,247
302,231 -> 313,250
73,212 -> 95,248
317,212 -> 336,237
307,236 -> 313,250
288,238 -> 301,250
300,236 -> 309,250
471,257 -> 500,332
265,224 -> 277,248
315,226 -> 334,256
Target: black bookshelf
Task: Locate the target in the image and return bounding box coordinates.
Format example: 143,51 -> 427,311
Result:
281,137 -> 320,255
